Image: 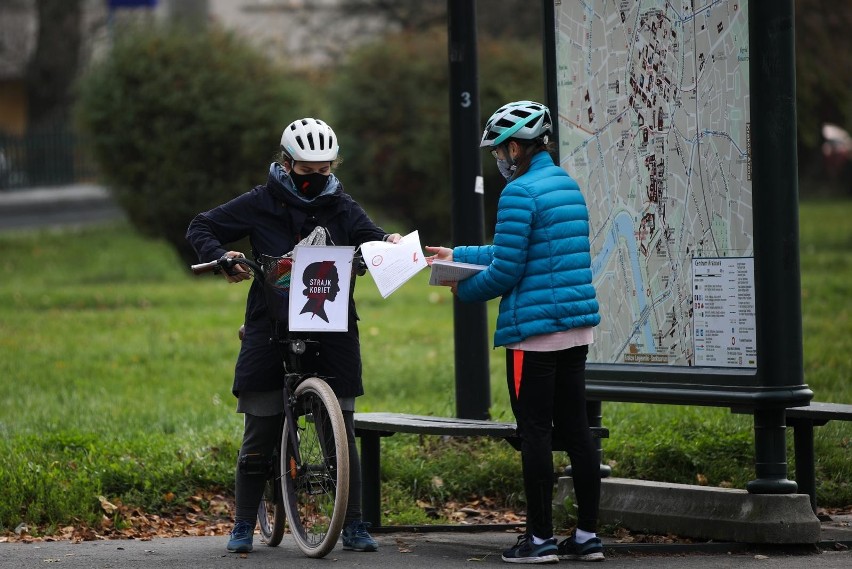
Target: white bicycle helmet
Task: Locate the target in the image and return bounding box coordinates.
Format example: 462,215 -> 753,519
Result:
280,118 -> 339,162
480,100 -> 552,148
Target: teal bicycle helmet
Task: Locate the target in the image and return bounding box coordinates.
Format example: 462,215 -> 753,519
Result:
480,100 -> 553,148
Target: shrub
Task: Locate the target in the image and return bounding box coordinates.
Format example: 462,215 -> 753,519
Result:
327,28 -> 544,243
75,23 -> 305,263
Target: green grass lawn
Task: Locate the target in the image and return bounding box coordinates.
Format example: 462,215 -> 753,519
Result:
0,199 -> 849,534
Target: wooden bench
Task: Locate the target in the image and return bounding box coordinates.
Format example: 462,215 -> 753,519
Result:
784,402 -> 852,515
353,412 -> 609,528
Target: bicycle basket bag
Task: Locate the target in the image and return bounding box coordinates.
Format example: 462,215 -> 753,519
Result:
259,254 -> 294,323
258,227 -> 331,324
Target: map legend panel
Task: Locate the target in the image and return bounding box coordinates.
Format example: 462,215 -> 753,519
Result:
692,257 -> 756,368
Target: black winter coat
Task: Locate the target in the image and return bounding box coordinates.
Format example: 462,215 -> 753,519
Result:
186,164 -> 386,398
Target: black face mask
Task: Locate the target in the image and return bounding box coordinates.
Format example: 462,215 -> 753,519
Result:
290,171 -> 330,199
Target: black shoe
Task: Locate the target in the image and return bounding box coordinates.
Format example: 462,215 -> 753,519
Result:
226,520 -> 254,553
501,534 -> 559,564
557,533 -> 604,562
341,520 -> 378,552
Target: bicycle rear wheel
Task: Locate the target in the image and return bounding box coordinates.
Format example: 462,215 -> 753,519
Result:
281,377 -> 350,558
257,475 -> 285,546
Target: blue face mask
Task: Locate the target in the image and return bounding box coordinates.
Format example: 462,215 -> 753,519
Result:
496,158 -> 516,181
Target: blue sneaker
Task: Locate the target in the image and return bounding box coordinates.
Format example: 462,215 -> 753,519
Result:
501,534 -> 558,563
226,520 -> 254,553
557,533 -> 605,562
341,520 -> 378,552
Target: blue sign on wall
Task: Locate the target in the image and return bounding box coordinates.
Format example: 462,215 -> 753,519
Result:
108,0 -> 157,8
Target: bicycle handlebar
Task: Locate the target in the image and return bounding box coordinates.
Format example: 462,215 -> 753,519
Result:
190,255 -> 262,276
191,253 -> 366,277
190,259 -> 221,275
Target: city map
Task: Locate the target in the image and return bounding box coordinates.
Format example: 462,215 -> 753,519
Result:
554,1 -> 755,367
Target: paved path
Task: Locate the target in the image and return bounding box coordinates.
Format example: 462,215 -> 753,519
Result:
0,184 -> 123,230
1,531 -> 850,569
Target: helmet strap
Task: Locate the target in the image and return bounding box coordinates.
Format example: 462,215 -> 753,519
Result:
279,146 -> 295,171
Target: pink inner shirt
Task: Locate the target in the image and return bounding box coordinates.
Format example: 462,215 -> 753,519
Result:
505,326 -> 594,352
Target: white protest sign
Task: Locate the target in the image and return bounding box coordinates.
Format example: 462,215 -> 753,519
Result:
288,245 -> 355,332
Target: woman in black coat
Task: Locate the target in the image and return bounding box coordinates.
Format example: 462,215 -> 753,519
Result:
186,117 -> 400,554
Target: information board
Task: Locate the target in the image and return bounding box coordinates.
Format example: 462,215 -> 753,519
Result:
553,0 -> 752,368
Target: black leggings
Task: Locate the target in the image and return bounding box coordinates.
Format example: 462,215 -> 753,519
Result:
505,345 -> 600,538
234,410 -> 362,524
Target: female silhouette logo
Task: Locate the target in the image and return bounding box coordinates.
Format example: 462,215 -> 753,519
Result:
300,260 -> 340,323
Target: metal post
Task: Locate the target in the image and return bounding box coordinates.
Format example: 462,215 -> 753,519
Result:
748,407 -> 796,494
541,0 -> 559,149
448,0 -> 490,420
746,0 -> 801,494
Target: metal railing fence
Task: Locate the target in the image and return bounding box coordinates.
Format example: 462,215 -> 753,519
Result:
0,127 -> 98,190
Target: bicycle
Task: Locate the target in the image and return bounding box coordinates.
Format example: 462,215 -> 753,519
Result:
191,252 -> 350,558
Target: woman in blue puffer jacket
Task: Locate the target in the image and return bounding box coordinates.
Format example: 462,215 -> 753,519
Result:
427,101 -> 604,564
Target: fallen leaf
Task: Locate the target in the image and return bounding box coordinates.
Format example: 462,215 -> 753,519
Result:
98,496 -> 118,514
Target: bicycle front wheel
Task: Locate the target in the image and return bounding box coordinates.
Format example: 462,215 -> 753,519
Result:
281,377 -> 350,558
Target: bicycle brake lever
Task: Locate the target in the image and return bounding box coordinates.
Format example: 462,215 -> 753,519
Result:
219,255 -> 240,277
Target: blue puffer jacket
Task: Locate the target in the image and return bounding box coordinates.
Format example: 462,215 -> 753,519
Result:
454,151 -> 600,347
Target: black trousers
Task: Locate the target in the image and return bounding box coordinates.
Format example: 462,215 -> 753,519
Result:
505,345 -> 600,538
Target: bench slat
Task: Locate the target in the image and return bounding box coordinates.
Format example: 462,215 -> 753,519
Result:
354,412 -> 608,439
354,412 -> 518,437
785,402 -> 852,422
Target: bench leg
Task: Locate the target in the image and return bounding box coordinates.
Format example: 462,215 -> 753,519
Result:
587,400 -> 612,479
359,431 -> 382,527
790,419 -> 817,514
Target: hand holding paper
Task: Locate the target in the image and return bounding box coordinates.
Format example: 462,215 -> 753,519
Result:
428,259 -> 487,286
